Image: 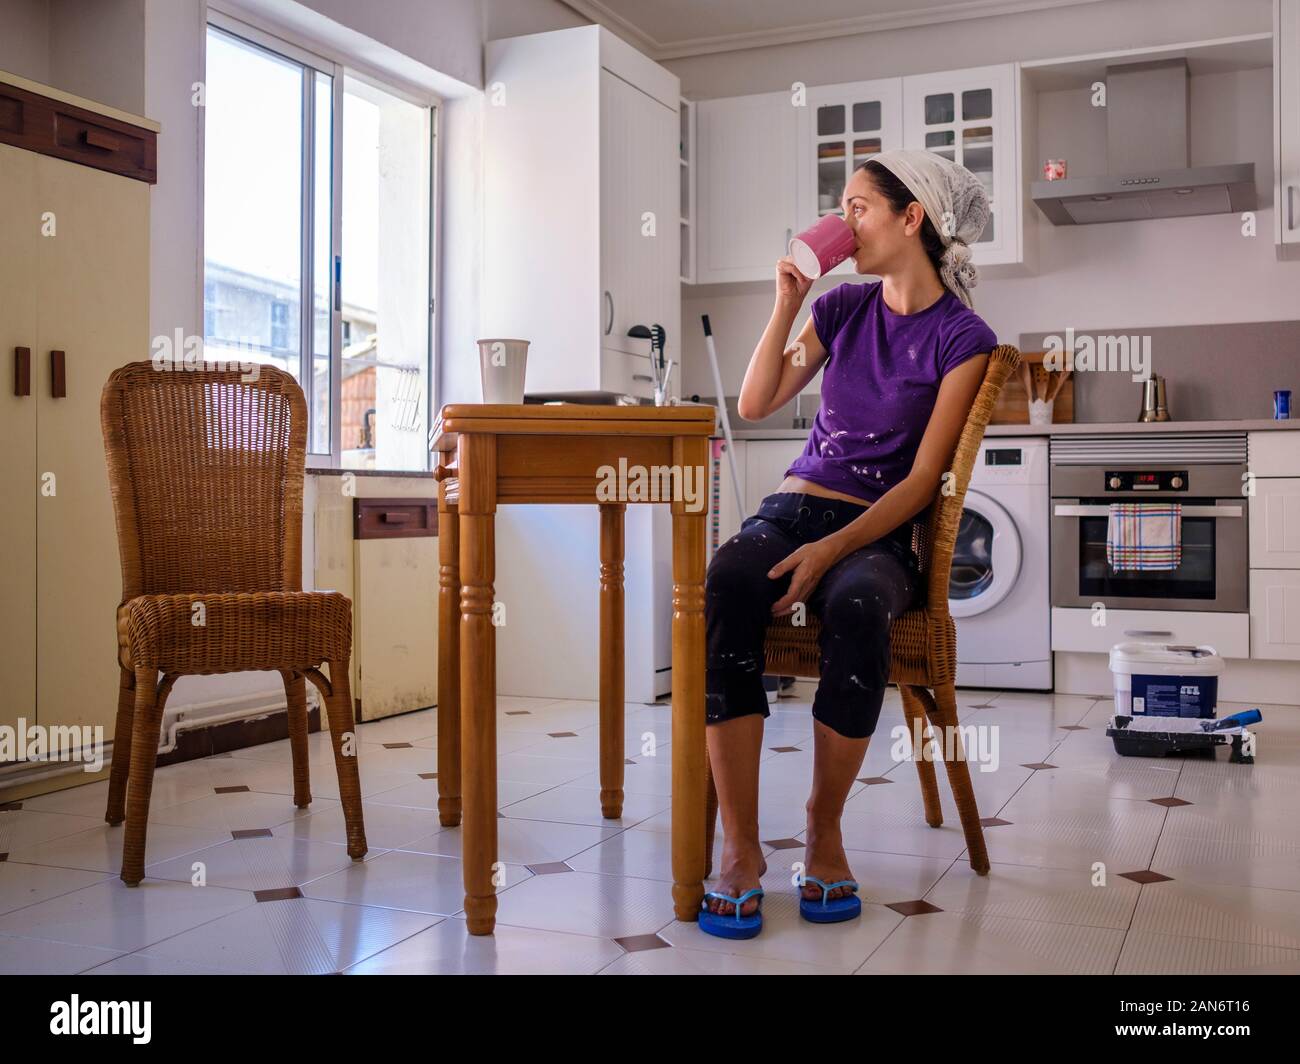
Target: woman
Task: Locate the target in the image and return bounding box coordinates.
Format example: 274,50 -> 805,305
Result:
700,150 -> 997,938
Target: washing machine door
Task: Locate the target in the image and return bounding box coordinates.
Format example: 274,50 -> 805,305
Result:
948,489 -> 1022,619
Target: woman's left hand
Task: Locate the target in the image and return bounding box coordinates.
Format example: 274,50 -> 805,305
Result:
768,538 -> 843,615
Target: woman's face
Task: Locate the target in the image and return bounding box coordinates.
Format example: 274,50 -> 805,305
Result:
840,168 -> 919,276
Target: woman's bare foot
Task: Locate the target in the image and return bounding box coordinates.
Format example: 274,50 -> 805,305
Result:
802,809 -> 855,902
707,839 -> 767,917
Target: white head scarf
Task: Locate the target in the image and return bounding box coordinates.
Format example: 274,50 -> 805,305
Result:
868,149 -> 991,308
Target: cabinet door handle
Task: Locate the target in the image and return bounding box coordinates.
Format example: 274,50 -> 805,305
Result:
1123,629 -> 1173,638
632,373 -> 654,383
785,227 -> 792,252
603,290 -> 614,335
50,350 -> 66,398
81,128 -> 119,152
1289,185 -> 1297,232
14,347 -> 30,397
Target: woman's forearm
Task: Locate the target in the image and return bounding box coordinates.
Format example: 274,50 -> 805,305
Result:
822,473 -> 936,559
737,301 -> 800,421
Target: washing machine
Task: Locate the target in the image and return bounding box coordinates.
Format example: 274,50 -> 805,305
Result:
950,437 -> 1051,689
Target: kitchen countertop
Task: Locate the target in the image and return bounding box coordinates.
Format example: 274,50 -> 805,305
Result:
717,418 -> 1300,441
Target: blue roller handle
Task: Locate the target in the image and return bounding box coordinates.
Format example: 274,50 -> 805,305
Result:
1202,709 -> 1262,731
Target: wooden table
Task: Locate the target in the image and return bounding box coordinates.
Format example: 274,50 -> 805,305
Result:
430,403 -> 716,935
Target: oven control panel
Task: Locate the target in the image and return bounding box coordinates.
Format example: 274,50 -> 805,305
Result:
1104,470 -> 1188,492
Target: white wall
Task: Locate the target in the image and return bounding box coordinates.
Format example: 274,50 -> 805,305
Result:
0,0 -> 51,83
666,0 -> 1295,400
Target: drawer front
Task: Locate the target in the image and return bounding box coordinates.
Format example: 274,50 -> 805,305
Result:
1250,478 -> 1300,567
1248,431 -> 1300,478
1249,569 -> 1300,660
600,348 -> 657,400
0,78 -> 157,184
1051,606 -> 1250,659
353,498 -> 437,540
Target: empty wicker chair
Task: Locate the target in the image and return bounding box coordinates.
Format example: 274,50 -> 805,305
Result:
704,343 -> 1022,878
100,362 -> 367,885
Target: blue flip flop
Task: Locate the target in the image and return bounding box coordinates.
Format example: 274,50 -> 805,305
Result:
698,888 -> 765,939
798,877 -> 862,923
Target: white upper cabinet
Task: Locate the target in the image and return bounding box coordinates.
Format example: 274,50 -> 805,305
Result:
798,79 -> 903,223
902,63 -> 1022,266
695,91 -> 798,284
1276,0 -> 1300,255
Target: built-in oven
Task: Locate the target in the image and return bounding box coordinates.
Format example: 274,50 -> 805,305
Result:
1050,435 -> 1248,614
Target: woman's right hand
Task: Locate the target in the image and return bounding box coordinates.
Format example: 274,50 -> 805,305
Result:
775,256 -> 814,311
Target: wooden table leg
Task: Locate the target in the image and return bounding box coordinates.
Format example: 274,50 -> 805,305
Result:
670,436 -> 708,922
436,485 -> 461,827
599,502 -> 625,819
459,433 -> 498,935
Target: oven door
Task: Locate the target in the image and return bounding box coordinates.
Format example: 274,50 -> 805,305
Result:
1051,498 -> 1247,612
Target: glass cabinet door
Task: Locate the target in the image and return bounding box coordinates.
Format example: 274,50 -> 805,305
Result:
806,80 -> 901,219
902,64 -> 1018,263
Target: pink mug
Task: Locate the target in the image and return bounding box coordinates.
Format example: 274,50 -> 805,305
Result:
788,215 -> 857,279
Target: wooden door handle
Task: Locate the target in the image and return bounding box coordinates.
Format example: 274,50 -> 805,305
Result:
14,347 -> 30,397
81,128 -> 119,152
380,511 -> 414,523
50,350 -> 66,398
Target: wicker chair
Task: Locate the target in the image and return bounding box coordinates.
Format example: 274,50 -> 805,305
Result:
704,343 -> 1022,879
100,362 -> 367,885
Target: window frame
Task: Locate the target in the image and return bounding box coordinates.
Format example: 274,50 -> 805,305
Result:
202,9 -> 439,471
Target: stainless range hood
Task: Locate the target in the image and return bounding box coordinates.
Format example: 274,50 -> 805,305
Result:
1032,58 -> 1255,225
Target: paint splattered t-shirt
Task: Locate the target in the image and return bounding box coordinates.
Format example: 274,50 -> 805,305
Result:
785,281 -> 997,504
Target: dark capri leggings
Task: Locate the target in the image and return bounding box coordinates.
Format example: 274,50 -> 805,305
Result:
705,492 -> 921,740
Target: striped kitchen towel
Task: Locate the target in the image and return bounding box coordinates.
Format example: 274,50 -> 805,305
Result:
1107,503 -> 1182,571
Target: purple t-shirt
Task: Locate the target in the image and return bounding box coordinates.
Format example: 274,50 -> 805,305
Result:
785,281 -> 996,504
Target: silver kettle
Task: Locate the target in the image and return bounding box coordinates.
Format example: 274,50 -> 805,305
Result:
1138,375 -> 1170,422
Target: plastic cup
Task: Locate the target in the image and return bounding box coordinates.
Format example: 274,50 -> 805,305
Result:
477,338 -> 530,404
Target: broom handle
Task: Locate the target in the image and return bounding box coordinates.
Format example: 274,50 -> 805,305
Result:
702,315 -> 746,518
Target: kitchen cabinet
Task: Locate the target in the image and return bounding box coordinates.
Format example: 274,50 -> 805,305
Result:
1249,570 -> 1300,660
695,92 -> 799,284
1276,0 -> 1300,256
902,64 -> 1022,266
1050,606 -> 1250,660
709,438 -> 748,559
1248,431 -> 1300,659
799,79 -> 903,225
483,26 -> 679,400
745,438 -> 808,515
0,76 -> 154,747
1249,477 -> 1300,567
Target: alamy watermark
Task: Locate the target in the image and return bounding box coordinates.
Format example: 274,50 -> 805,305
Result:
1043,327 -> 1151,382
595,459 -> 707,512
0,719 -> 104,773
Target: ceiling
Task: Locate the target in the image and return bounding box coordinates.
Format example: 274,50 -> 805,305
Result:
562,0 -> 1111,58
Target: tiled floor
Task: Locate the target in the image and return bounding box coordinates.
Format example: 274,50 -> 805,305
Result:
1,687 -> 1298,974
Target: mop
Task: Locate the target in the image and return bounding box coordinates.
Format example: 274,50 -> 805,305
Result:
701,315 -> 744,519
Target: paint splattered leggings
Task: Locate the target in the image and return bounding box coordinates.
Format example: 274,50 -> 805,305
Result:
705,492 -> 921,739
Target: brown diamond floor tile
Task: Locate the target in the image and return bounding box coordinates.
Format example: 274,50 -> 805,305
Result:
231,828 -> 274,840
1119,870 -> 1174,884
980,817 -> 1012,827
417,772 -> 438,780
887,899 -> 943,916
763,838 -> 804,851
504,710 -> 531,716
857,777 -> 893,785
615,934 -> 670,953
214,785 -> 250,794
254,886 -> 302,903
1148,797 -> 1192,808
1021,762 -> 1058,771
549,732 -> 579,738
770,746 -> 801,753
383,742 -> 413,749
1059,725 -> 1088,731
526,862 -> 573,875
